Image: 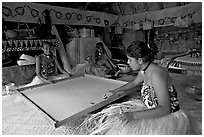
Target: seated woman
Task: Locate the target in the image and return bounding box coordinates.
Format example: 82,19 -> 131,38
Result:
23,41 -> 70,87
70,42 -> 119,78
94,42 -> 118,70
78,41 -> 189,135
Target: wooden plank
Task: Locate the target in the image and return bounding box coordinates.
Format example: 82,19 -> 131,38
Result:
52,25 -> 72,73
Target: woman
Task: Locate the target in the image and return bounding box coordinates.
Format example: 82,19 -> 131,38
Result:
70,42 -> 119,77
78,41 -> 189,135
94,42 -> 118,70
23,41 -> 70,87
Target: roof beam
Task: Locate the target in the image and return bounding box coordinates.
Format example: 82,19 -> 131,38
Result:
117,2 -> 125,15
158,2 -> 164,10
130,2 -> 137,14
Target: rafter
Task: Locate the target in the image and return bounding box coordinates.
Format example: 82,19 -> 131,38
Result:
130,2 -> 137,14
117,2 -> 125,15
142,2 -> 149,12
158,2 -> 164,10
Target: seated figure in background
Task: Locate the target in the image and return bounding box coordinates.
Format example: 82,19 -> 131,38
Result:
70,42 -> 120,78
94,42 -> 118,70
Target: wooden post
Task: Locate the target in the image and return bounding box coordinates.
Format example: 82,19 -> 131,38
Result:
51,25 -> 72,74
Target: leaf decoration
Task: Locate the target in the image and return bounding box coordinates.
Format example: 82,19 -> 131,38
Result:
3,6 -> 13,17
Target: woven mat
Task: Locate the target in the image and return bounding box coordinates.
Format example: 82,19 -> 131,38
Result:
2,94 -> 86,135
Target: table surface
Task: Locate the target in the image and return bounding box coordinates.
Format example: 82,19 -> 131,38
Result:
18,74 -> 130,128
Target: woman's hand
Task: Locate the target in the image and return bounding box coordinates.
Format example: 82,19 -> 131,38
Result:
103,89 -> 118,99
114,70 -> 122,77
118,112 -> 135,122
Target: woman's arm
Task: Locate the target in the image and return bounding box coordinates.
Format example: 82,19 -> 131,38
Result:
115,71 -> 143,92
36,56 -> 54,84
125,69 -> 171,120
103,52 -> 118,70
103,72 -> 143,98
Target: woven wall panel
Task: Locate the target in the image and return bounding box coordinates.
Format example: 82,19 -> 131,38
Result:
122,3 -> 134,15
111,3 -> 121,15
147,2 -> 161,11
163,2 -> 178,9
133,3 -> 146,13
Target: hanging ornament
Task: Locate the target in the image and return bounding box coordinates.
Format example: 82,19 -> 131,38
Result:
143,21 -> 154,30
183,15 -> 193,27
133,23 -> 142,31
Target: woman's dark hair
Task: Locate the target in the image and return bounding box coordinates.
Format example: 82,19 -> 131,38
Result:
126,41 -> 159,62
96,42 -> 105,53
96,42 -> 104,49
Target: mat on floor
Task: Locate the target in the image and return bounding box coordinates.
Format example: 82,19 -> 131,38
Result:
2,95 -> 86,135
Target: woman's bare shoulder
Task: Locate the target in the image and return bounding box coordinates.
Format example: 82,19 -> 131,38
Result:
150,65 -> 168,80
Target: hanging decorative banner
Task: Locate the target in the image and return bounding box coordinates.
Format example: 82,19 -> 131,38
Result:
2,2 -> 118,27
119,2 -> 201,29
2,39 -> 59,53
2,2 -> 201,29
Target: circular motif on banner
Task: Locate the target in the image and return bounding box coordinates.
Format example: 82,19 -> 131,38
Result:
170,16 -> 177,23
158,18 -> 165,25
95,18 -> 101,24
86,16 -> 92,22
55,11 -> 62,19
104,20 -> 109,26
77,14 -> 82,21
15,7 -> 25,16
30,8 -> 39,18
65,13 -> 72,20
3,6 -> 12,17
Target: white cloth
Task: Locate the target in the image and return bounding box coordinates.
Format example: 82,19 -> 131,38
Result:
21,74 -> 68,88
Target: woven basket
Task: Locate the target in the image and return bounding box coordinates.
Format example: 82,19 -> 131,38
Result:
117,64 -> 131,73
15,22 -> 35,39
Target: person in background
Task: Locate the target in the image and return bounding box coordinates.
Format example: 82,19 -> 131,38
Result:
69,42 -> 119,78
22,41 -> 70,87
78,41 -> 189,135
94,42 -> 118,70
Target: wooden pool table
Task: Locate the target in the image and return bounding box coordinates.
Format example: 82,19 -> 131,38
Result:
17,74 -> 135,128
